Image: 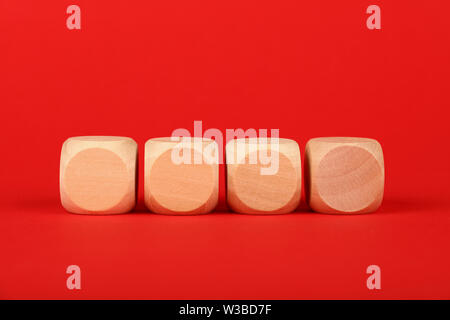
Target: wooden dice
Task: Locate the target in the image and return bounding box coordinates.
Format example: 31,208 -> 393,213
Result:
59,135 -> 385,215
60,136 -> 138,214
305,137 -> 384,214
226,138 -> 301,214
144,137 -> 219,215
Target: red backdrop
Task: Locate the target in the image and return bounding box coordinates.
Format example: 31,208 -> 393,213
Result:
1,0 -> 449,299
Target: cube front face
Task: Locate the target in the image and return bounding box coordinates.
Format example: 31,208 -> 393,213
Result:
226,138 -> 301,214
144,138 -> 219,215
305,137 -> 385,214
60,136 -> 137,214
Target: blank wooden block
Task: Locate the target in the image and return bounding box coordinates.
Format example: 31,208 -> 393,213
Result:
305,137 -> 384,214
145,137 -> 219,215
226,138 -> 301,214
60,136 -> 138,214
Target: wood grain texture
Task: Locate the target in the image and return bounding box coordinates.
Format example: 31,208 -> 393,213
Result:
305,137 -> 384,214
226,138 -> 301,214
144,137 -> 219,215
60,136 -> 137,214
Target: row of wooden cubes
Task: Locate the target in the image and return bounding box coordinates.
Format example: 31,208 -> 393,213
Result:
60,136 -> 384,215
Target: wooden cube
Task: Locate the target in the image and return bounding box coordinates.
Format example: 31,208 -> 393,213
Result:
144,137 -> 219,215
305,137 -> 384,214
60,136 -> 138,214
226,138 -> 301,214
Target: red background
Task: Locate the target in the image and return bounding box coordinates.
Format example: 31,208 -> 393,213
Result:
1,0 -> 450,299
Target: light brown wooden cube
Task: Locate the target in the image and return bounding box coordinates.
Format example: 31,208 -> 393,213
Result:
305,137 -> 384,214
144,137 -> 219,215
226,138 -> 301,214
60,136 -> 138,214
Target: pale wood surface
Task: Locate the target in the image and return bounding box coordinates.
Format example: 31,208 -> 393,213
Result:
144,137 -> 219,215
305,137 -> 384,214
60,136 -> 137,214
226,138 -> 301,214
